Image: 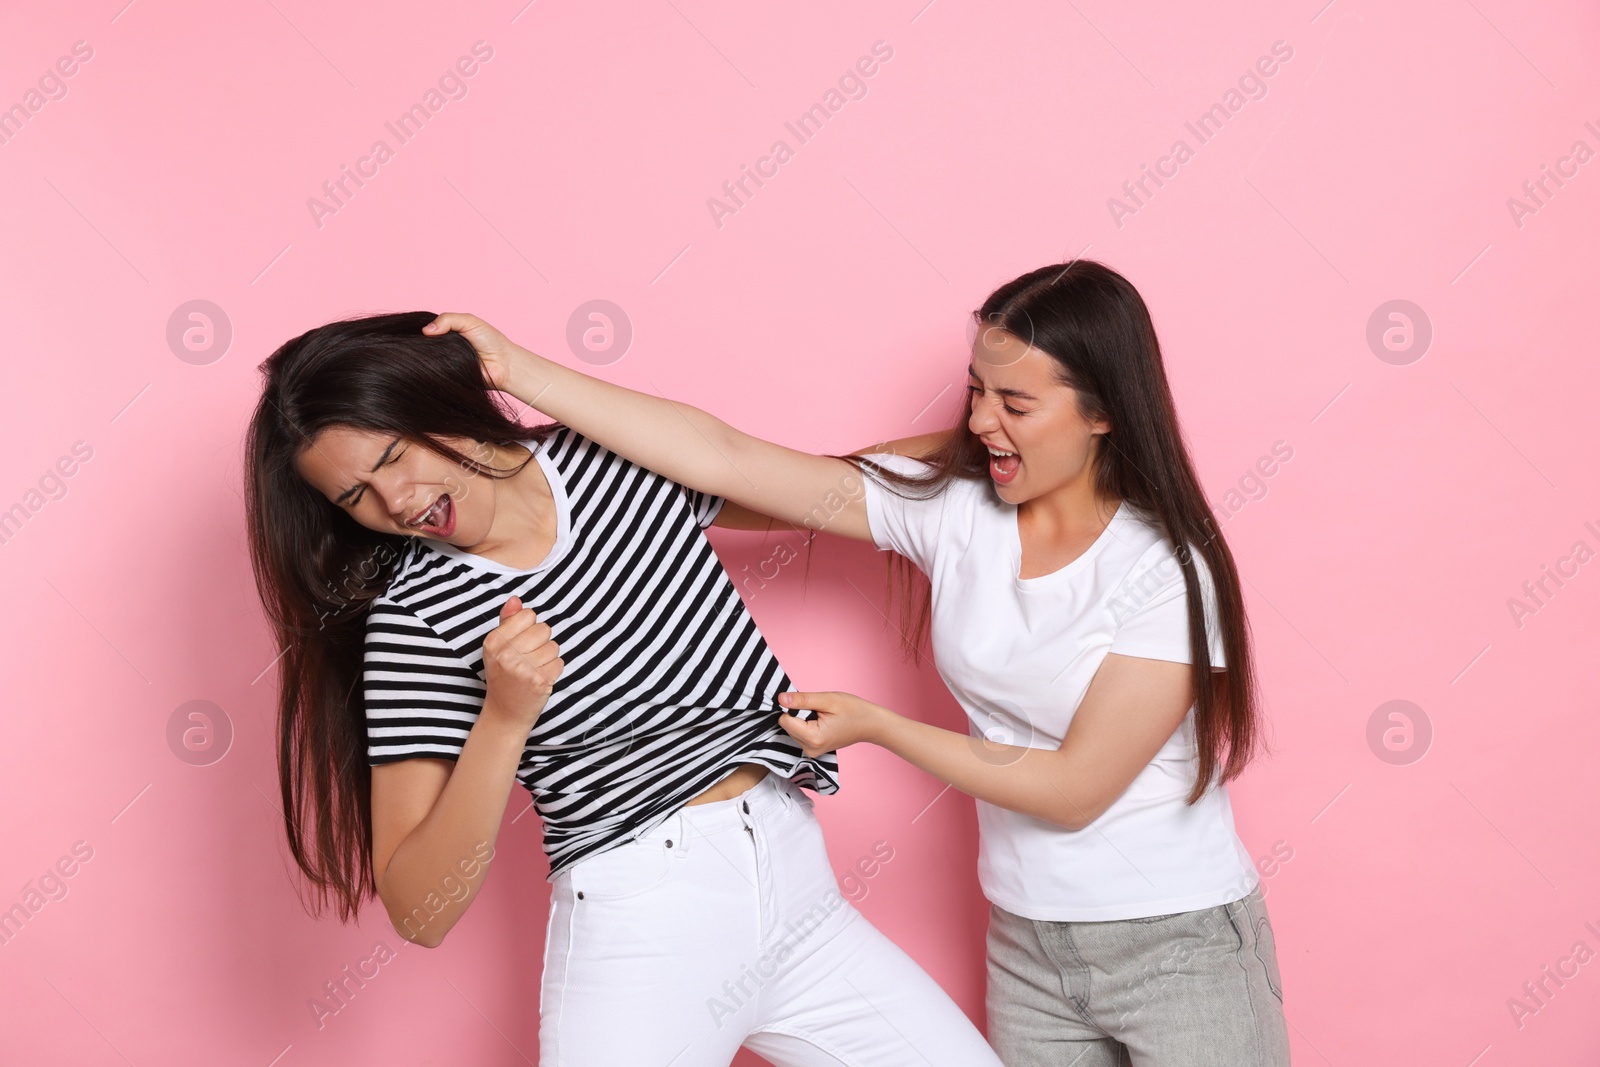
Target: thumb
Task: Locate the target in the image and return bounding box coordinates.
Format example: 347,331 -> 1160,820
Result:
424,312 -> 481,336
777,691 -> 821,721
500,595 -> 521,621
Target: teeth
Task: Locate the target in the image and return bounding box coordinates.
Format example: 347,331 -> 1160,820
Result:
987,447 -> 1016,457
409,494 -> 446,527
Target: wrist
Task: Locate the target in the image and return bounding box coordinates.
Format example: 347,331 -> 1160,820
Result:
863,701 -> 904,749
503,345 -> 550,404
474,700 -> 535,750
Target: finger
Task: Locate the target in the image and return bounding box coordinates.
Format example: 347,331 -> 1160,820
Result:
510,636 -> 560,669
422,312 -> 483,336
508,621 -> 553,654
534,656 -> 565,685
505,611 -> 544,633
497,605 -> 540,634
487,607 -> 540,648
776,712 -> 825,750
776,690 -> 823,715
499,595 -> 521,622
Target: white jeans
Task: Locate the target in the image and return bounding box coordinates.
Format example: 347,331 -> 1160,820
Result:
539,773 -> 1004,1066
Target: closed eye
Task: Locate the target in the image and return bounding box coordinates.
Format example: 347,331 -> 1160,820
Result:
344,447 -> 404,507
967,383 -> 1026,417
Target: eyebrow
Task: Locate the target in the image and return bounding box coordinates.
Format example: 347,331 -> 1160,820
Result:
333,435 -> 402,504
967,363 -> 1038,402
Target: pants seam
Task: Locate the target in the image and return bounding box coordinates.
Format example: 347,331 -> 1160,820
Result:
1223,896 -> 1268,1067
547,887 -> 577,1064
749,1022 -> 868,1067
1242,890 -> 1285,1003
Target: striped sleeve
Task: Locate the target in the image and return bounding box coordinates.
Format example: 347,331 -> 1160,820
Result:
676,482 -> 726,528
362,596 -> 487,764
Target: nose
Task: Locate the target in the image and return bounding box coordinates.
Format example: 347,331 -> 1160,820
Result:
371,475 -> 412,522
968,394 -> 999,435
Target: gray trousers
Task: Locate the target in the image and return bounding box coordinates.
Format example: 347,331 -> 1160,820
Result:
985,885 -> 1290,1066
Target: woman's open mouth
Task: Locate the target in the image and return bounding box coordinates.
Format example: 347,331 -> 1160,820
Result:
406,493 -> 455,536
987,447 -> 1021,485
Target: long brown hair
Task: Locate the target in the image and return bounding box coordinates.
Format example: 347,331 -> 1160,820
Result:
854,260 -> 1264,803
243,311 -> 553,921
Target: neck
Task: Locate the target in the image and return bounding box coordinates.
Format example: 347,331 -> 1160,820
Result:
472,442 -> 555,553
1018,464 -> 1119,541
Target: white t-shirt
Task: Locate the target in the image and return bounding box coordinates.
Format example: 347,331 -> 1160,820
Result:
862,453 -> 1259,921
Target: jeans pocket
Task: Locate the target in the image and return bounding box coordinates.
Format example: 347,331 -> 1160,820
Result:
1251,912 -> 1284,1002
1124,910 -> 1186,924
1227,890 -> 1284,1004
571,838 -> 677,902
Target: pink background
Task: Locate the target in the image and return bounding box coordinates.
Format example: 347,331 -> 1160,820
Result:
3,0 -> 1598,1063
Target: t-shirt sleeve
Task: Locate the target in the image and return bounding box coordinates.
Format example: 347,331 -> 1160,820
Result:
363,597 -> 489,764
676,483 -> 726,528
1107,541 -> 1228,668
858,452 -> 944,573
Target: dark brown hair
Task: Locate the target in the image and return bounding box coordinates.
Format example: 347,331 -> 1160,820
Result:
243,310 -> 552,921
854,260 -> 1263,804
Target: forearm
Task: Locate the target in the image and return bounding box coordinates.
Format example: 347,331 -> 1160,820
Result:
500,345 -> 871,537
503,346 -> 752,499
377,706 -> 528,947
873,712 -> 1091,830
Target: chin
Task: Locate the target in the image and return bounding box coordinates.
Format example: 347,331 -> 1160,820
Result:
991,480 -> 1025,504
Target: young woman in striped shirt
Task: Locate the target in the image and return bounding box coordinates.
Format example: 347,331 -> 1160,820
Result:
244,312 -> 1003,1066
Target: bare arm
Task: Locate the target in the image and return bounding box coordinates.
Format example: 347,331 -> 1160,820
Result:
708,430 -> 954,530
777,653 -> 1196,831
370,595 -> 563,947
424,314 -> 876,541
709,499 -> 806,533
370,721 -> 525,947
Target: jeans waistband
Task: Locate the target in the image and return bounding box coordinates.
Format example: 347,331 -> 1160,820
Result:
635,771 -> 794,850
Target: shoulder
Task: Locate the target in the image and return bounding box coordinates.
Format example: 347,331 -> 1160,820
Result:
856,452 -> 987,507
541,424 -> 626,472
1102,507 -> 1218,610
542,425 -> 665,490
362,590 -> 427,650
536,422 -> 581,460
372,538 -> 437,604
364,583 -> 422,634
857,451 -> 935,479
362,583 -> 465,665
363,539 -> 459,634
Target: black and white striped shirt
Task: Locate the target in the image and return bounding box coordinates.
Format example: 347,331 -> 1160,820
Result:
361,427 -> 840,877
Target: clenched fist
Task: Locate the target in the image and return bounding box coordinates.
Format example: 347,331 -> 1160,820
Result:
481,595 -> 564,733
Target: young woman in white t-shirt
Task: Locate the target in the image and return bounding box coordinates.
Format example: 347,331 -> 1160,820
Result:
426,258 -> 1291,1065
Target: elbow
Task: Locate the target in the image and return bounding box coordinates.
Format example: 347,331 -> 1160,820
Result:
380,893 -> 448,949
390,914 -> 447,949
407,928 -> 446,950
1051,797 -> 1109,833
